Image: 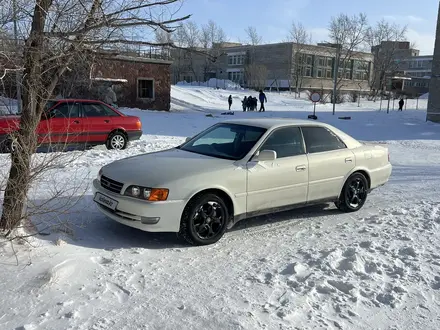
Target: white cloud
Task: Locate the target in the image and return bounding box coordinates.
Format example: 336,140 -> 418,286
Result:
406,28 -> 435,55
383,15 -> 425,23
309,28 -> 329,44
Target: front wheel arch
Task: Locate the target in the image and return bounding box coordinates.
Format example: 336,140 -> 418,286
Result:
178,191 -> 231,245
185,188 -> 235,220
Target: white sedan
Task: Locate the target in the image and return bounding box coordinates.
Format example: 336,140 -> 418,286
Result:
92,118 -> 392,245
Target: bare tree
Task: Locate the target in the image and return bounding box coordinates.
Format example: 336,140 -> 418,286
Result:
200,20 -> 226,49
366,19 -> 408,97
245,26 -> 262,46
176,21 -> 202,80
245,64 -> 268,90
328,13 -> 369,113
199,20 -> 226,82
0,0 -> 190,234
286,22 -> 312,97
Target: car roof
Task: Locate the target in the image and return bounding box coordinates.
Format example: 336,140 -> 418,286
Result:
221,118 -> 330,129
49,99 -> 103,103
221,118 -> 363,149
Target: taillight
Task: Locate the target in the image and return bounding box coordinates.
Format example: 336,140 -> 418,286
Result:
388,152 -> 390,162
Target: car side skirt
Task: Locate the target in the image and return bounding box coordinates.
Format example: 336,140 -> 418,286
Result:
233,197 -> 339,225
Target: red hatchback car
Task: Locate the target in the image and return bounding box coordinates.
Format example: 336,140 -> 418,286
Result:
0,99 -> 142,152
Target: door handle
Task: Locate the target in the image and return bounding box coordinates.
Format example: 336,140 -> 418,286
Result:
104,120 -> 110,123
73,120 -> 80,124
296,165 -> 307,171
345,157 -> 353,163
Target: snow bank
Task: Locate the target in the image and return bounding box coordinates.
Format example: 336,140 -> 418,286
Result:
176,78 -> 244,90
0,86 -> 438,330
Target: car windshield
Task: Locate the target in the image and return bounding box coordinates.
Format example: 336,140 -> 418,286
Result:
179,123 -> 266,160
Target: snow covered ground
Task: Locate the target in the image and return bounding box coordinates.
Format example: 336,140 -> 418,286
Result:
1,86 -> 440,330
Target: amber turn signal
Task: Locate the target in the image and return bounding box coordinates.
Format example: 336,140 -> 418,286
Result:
148,188 -> 169,201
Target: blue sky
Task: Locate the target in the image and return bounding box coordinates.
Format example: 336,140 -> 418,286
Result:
178,0 -> 438,55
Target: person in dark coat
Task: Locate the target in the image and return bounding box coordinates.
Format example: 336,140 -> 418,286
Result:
228,95 -> 233,110
242,96 -> 247,111
247,95 -> 253,111
259,90 -> 267,112
398,98 -> 404,111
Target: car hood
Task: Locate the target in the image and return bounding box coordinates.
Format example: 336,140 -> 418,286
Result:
101,148 -> 236,187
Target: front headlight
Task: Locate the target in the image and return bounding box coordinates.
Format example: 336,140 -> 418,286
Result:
97,168 -> 103,180
124,185 -> 169,201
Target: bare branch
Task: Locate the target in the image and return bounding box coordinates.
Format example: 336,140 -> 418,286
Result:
245,26 -> 262,46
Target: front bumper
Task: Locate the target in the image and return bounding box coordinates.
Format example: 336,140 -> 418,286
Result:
92,179 -> 185,232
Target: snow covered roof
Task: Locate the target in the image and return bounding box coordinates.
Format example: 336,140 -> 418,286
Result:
91,77 -> 128,83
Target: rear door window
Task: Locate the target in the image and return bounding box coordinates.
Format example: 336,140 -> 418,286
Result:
301,126 -> 346,154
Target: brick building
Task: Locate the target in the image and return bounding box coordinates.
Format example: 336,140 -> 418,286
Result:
91,54 -> 172,111
0,45 -> 173,111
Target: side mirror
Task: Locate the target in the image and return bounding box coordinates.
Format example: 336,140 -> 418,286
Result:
256,150 -> 277,161
185,137 -> 191,143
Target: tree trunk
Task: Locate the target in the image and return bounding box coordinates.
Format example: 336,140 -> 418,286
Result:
0,0 -> 49,232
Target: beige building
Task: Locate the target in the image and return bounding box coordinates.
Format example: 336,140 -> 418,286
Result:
171,42 -> 374,93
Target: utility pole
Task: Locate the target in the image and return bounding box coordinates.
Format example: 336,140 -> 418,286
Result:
332,47 -> 340,115
13,0 -> 22,113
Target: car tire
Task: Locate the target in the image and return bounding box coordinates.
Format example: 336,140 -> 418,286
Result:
0,138 -> 16,153
179,193 -> 229,246
335,172 -> 368,213
106,131 -> 128,150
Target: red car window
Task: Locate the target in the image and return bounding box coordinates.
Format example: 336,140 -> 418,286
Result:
83,103 -> 119,117
50,103 -> 81,118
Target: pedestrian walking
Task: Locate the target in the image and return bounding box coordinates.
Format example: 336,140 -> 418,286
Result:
398,98 -> 404,111
259,90 -> 267,112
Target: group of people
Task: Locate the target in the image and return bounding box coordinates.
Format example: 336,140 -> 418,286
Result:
227,90 -> 268,112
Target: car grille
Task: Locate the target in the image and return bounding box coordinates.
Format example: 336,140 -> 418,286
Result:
100,175 -> 124,194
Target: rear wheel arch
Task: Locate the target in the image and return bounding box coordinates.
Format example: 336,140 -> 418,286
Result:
336,171 -> 369,213
106,129 -> 128,150
109,128 -> 128,139
340,168 -> 371,197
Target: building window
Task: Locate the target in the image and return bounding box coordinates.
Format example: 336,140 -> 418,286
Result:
338,60 -> 352,80
353,61 -> 369,81
228,71 -> 244,83
228,54 -> 245,65
315,56 -> 333,79
326,67 -> 333,78
304,66 -> 312,77
316,68 -> 323,78
301,54 -> 313,77
137,79 -> 154,99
